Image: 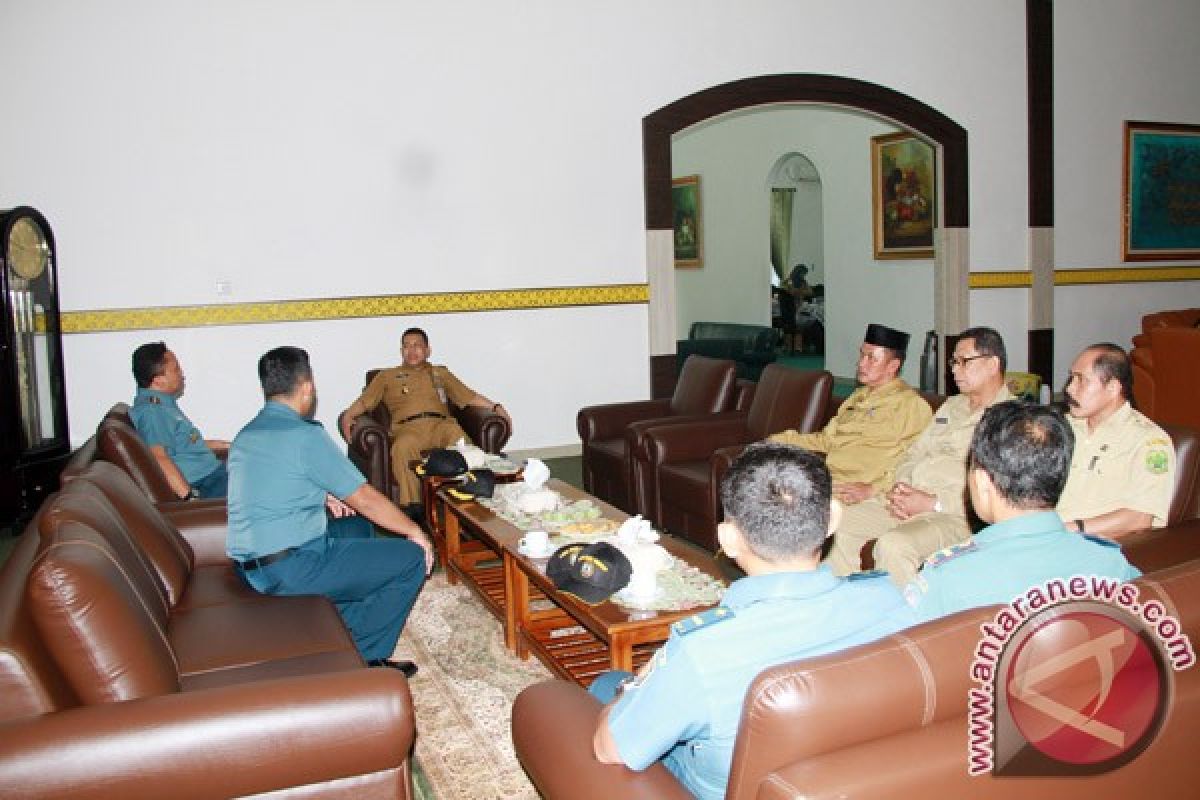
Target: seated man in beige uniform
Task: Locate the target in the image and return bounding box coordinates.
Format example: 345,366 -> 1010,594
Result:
1056,343 -> 1175,538
770,323 -> 931,505
828,326 -> 1010,587
339,327 -> 511,515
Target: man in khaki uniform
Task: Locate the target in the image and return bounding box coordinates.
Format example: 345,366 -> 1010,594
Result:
770,324 -> 931,503
339,327 -> 510,512
1056,343 -> 1175,538
828,326 -> 1010,587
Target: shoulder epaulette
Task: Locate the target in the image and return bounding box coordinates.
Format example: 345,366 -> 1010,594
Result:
847,569 -> 888,581
923,540 -> 978,569
1082,533 -> 1120,549
672,606 -> 734,636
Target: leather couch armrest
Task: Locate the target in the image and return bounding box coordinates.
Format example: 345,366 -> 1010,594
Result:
626,412 -> 748,462
578,399 -> 673,443
453,405 -> 513,454
1122,519 -> 1200,575
162,502 -> 229,566
344,412 -> 392,496
0,669 -> 414,800
640,416 -> 754,465
511,680 -> 693,800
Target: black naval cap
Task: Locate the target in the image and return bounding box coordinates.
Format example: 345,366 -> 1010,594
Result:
445,469 -> 496,501
863,323 -> 911,357
417,448 -> 468,477
546,542 -> 633,605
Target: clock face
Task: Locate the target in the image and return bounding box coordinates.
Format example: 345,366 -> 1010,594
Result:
7,215 -> 50,281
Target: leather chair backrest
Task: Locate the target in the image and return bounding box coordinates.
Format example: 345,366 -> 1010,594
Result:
0,527 -> 80,721
29,490 -> 181,704
745,365 -> 833,440
669,356 -> 737,416
726,558 -> 1200,798
96,415 -> 178,504
1165,423 -> 1200,524
362,369 -> 394,427
75,461 -> 196,606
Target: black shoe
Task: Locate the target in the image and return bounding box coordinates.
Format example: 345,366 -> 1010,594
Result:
368,658 -> 418,678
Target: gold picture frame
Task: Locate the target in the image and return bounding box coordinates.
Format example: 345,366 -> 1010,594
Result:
1122,120 -> 1200,261
672,175 -> 703,268
871,132 -> 936,259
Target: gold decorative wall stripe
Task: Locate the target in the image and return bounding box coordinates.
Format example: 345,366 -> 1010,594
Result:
61,284 -> 650,334
967,271 -> 1033,289
968,265 -> 1200,289
1052,266 -> 1200,285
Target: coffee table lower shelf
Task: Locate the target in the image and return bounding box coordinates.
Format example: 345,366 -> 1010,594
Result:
520,608 -> 662,686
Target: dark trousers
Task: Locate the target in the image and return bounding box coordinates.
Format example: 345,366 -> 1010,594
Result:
239,516 -> 426,661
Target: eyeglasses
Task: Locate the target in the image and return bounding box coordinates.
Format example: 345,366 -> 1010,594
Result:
949,354 -> 990,369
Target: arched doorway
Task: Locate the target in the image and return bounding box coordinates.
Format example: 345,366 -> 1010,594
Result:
643,73 -> 968,395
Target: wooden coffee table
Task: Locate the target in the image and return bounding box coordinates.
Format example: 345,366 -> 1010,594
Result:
437,479 -> 727,686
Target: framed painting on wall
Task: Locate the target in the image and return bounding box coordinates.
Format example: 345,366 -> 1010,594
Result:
871,132 -> 936,259
1123,121 -> 1200,261
672,175 -> 703,268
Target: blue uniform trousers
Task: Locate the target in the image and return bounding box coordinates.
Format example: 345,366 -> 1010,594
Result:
239,516 -> 426,661
193,462 -> 229,499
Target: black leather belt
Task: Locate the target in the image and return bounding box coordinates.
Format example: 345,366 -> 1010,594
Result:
239,548 -> 296,571
398,411 -> 447,425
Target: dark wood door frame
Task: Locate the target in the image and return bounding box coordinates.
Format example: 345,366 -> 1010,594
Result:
642,73 -> 970,397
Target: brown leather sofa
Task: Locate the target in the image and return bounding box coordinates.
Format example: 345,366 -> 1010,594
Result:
578,356 -> 740,514
61,402 -> 223,510
633,365 -> 834,551
512,556 -> 1200,799
0,461 -> 415,798
1131,307 -> 1200,426
343,369 -> 512,504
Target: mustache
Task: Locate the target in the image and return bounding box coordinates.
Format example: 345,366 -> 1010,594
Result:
1065,393 -> 1079,407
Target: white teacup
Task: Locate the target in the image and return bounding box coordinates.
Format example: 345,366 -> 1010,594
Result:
519,530 -> 550,554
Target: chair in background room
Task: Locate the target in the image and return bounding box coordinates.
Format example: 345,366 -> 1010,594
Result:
578,355 -> 739,514
634,364 -> 833,551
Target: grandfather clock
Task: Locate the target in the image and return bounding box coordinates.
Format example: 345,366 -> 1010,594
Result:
0,207 -> 69,527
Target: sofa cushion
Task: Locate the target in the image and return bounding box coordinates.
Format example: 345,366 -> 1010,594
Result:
29,521 -> 181,704
169,595 -> 358,677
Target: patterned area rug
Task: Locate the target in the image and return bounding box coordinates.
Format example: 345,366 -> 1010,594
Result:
393,572 -> 551,800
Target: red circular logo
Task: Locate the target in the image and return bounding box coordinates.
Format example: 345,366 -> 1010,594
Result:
1003,608 -> 1167,770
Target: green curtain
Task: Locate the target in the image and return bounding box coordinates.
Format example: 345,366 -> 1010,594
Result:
770,188 -> 795,282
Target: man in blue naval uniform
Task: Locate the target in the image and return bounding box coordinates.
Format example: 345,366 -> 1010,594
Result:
905,401 -> 1140,621
591,443 -> 911,800
227,346 -> 434,672
130,342 -> 230,499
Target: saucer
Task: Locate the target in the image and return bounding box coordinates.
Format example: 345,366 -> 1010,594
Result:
518,543 -> 556,559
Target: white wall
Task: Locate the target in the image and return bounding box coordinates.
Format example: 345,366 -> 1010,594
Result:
21,1 -> 1195,450
672,107 -> 933,384
1050,0 -> 1200,375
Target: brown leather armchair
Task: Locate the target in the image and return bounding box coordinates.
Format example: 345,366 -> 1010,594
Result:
577,356 -> 739,514
1131,308 -> 1200,423
513,557 -> 1200,799
635,365 -> 833,551
343,369 -> 512,504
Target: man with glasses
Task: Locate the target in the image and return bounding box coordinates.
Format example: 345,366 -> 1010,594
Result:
827,326 -> 1011,587
770,323 -> 931,504
1055,343 -> 1175,539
